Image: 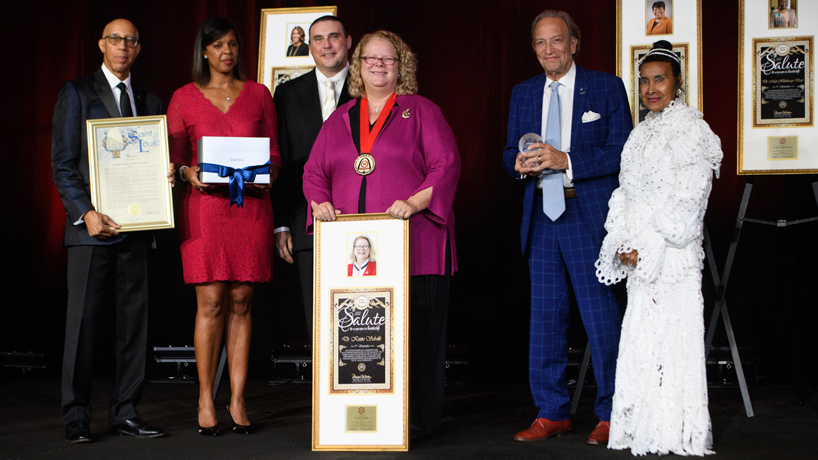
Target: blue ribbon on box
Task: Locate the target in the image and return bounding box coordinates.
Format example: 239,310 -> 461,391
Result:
200,161 -> 270,208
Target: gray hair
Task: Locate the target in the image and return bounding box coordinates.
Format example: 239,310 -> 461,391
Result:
530,10 -> 581,56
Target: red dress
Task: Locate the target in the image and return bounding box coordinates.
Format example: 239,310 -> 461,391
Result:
168,81 -> 280,283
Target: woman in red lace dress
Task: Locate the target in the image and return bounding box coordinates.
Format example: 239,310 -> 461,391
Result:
168,17 -> 280,436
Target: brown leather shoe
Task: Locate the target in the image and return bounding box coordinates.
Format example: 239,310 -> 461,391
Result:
586,421 -> 610,445
513,418 -> 572,441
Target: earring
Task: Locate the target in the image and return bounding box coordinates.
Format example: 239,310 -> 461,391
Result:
204,55 -> 208,59
676,88 -> 682,96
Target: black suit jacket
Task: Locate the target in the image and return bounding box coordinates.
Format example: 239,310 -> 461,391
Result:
272,69 -> 351,251
51,68 -> 163,247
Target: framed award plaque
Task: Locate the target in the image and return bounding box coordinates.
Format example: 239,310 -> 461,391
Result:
738,0 -> 816,174
86,115 -> 174,232
312,213 -> 409,451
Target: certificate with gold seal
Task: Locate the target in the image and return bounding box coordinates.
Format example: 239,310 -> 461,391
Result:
86,115 -> 174,232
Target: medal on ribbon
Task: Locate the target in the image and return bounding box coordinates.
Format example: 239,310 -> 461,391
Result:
356,93 -> 397,176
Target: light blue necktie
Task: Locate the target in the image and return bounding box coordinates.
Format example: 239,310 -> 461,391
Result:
542,81 -> 565,221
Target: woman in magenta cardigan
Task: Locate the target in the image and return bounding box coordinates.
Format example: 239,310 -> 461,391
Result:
303,30 -> 460,438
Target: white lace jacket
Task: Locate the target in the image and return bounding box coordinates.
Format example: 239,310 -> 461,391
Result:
595,99 -> 723,286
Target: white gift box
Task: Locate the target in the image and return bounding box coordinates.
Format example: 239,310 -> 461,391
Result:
197,136 -> 270,184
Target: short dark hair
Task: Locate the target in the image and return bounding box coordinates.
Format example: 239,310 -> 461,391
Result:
192,17 -> 246,86
652,2 -> 666,10
531,10 -> 581,56
309,15 -> 349,39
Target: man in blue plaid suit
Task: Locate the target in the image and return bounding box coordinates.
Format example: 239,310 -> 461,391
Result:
503,10 -> 632,445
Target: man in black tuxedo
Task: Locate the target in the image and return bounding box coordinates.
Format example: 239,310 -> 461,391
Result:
51,18 -> 170,443
272,16 -> 353,339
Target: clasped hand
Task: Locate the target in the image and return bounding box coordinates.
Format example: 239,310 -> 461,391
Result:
514,142 -> 569,176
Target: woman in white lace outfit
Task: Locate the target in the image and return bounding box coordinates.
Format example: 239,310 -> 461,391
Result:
595,40 -> 722,456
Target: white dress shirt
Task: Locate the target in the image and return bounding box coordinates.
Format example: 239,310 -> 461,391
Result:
540,62 -> 575,188
315,64 -> 349,109
101,63 -> 137,117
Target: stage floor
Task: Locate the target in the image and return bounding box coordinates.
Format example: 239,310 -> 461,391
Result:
0,375 -> 815,459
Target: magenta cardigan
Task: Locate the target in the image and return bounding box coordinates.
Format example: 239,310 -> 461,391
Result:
303,94 -> 461,276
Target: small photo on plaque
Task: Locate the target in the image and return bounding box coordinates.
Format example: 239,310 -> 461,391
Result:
347,233 -> 378,277
345,405 -> 377,433
767,136 -> 799,160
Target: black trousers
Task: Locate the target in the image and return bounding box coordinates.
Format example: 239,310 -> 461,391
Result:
409,236 -> 452,436
295,249 -> 315,341
61,234 -> 150,426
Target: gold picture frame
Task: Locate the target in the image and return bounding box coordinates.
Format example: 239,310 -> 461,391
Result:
616,0 -> 703,124
738,0 -> 817,175
257,6 -> 337,92
85,115 -> 174,232
313,213 -> 409,451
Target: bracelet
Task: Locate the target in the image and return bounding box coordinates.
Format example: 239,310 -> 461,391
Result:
179,165 -> 189,182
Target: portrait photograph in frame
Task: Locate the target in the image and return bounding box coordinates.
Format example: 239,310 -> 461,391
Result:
738,0 -> 816,175
645,0 -> 674,36
313,213 -> 409,451
630,43 -> 689,125
86,115 -> 174,232
617,0 -> 702,126
257,6 -> 337,92
768,0 -> 799,30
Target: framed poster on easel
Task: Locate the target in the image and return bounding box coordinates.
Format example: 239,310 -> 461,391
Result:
312,213 -> 409,451
616,0 -> 703,126
257,6 -> 337,96
738,0 -> 816,174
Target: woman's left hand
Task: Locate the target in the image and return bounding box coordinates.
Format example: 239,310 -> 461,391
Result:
386,200 -> 420,219
619,250 -> 639,268
246,183 -> 271,196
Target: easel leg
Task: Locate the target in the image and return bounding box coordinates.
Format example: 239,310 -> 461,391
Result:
570,343 -> 592,417
703,176 -> 755,417
212,345 -> 227,401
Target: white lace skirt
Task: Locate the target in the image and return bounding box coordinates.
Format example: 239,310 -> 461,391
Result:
608,276 -> 714,456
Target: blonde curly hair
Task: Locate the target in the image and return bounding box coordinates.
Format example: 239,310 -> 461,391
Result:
348,30 -> 418,98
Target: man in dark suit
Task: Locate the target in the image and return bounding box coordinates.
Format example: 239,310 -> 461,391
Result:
51,18 -> 170,443
272,16 -> 352,339
502,10 -> 632,445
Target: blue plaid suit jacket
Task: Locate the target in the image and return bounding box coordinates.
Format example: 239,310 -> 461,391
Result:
503,65 -> 632,254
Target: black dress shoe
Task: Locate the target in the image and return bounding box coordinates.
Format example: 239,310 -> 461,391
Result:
227,405 -> 255,435
109,417 -> 165,438
65,421 -> 94,443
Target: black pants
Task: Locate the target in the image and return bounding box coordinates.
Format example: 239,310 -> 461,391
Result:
409,235 -> 451,436
61,233 -> 151,426
295,249 -> 315,341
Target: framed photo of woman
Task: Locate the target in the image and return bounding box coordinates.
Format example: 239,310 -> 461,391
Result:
617,0 -> 702,127
257,6 -> 337,93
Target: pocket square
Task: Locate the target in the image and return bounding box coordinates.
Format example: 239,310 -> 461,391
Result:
582,111 -> 601,123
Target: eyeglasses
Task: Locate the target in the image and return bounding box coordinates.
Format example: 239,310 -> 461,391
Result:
103,34 -> 139,48
354,245 -> 371,250
361,56 -> 399,66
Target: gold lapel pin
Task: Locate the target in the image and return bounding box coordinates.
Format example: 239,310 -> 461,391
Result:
402,109 -> 411,119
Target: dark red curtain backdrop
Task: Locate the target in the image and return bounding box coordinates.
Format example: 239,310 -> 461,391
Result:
6,1 -> 815,381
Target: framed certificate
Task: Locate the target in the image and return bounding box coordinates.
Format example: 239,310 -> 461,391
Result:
617,0 -> 702,126
313,213 -> 409,451
257,6 -> 337,94
86,115 -> 174,231
738,0 -> 816,174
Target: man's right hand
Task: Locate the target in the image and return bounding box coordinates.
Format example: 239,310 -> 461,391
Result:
275,231 -> 294,263
84,210 -> 121,239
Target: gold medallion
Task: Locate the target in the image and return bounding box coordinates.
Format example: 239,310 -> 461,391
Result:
355,154 -> 375,176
